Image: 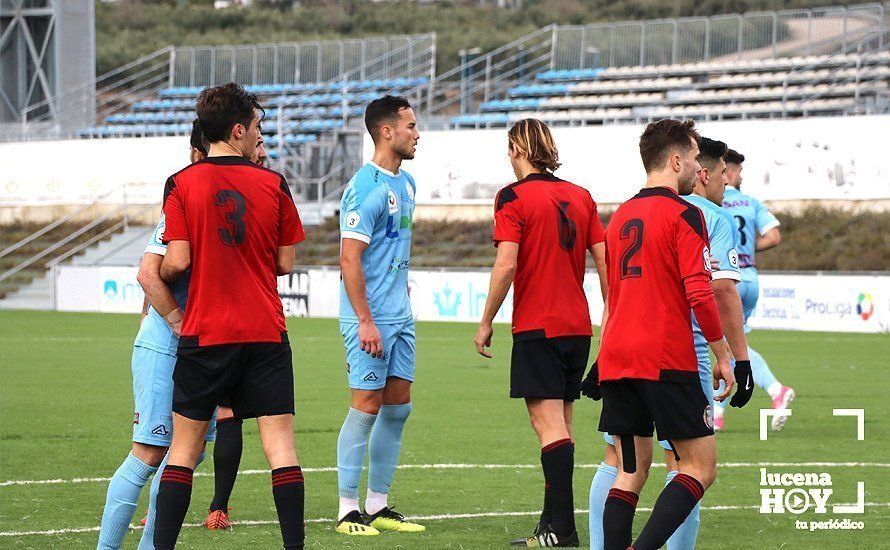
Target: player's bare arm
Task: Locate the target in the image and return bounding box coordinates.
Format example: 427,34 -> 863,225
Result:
160,240 -> 190,282
590,241 -> 608,331
340,237 -> 383,358
711,279 -> 749,362
474,241 -> 518,358
756,226 -> 781,252
137,252 -> 184,335
710,339 -> 734,401
277,245 -> 296,275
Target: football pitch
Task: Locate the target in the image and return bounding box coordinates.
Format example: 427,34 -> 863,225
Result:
0,311 -> 887,549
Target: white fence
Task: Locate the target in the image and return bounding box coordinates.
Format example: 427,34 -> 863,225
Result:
55,265 -> 890,334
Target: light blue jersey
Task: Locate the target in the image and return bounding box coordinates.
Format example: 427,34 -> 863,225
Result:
339,162 -> 415,324
686,194 -> 740,412
722,186 -> 780,279
132,214 -> 190,357
723,186 -> 779,326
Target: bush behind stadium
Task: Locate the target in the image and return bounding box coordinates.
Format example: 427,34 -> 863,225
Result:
95,0 -> 839,76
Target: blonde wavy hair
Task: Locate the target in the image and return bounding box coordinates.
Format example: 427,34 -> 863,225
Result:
507,118 -> 561,173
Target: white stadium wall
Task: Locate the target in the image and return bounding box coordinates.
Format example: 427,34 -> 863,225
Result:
0,137 -> 188,205
364,115 -> 890,207
2,115 -> 889,208
54,265 -> 890,334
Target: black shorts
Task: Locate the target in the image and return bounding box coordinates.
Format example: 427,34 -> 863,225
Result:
173,334 -> 294,421
510,332 -> 590,401
598,378 -> 713,441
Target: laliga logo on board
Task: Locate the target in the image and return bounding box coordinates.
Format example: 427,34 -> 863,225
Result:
856,292 -> 874,321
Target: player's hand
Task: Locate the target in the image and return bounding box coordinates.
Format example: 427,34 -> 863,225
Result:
580,361 -> 602,400
474,323 -> 493,358
164,307 -> 184,337
359,320 -> 383,359
713,356 -> 735,403
729,359 -> 754,408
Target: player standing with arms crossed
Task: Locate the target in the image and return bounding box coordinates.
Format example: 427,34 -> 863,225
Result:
334,95 -> 424,536
474,118 -> 608,547
152,82 -> 306,549
595,119 -> 749,550
716,148 -> 794,432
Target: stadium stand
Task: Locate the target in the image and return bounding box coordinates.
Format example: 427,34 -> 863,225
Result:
77,78 -> 428,159
453,51 -> 890,127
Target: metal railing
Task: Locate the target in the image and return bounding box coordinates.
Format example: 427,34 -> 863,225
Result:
9,46 -> 176,141
269,35 -> 437,202
550,2 -> 887,70
171,35 -> 433,88
0,184 -> 139,285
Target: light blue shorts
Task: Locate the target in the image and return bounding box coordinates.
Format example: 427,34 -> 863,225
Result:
132,346 -> 216,447
604,344 -> 713,451
340,318 -> 415,391
738,275 -> 759,333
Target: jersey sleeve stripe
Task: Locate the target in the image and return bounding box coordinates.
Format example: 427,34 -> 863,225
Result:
144,244 -> 167,256
759,218 -> 781,233
341,231 -> 371,244
711,270 -> 741,281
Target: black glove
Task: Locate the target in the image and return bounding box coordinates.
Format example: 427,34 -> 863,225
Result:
730,359 -> 753,408
580,361 -> 602,400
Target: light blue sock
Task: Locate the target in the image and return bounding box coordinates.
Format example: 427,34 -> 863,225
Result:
749,346 -> 778,392
137,451 -> 205,550
665,470 -> 701,550
337,408 -> 377,498
368,403 -> 413,495
97,452 -> 157,550
588,462 -> 618,550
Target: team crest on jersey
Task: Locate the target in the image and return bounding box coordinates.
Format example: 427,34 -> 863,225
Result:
345,211 -> 361,229
704,405 -> 713,430
728,248 -> 740,269
153,221 -> 165,245
405,182 -> 415,201
388,190 -> 399,214
702,246 -> 713,272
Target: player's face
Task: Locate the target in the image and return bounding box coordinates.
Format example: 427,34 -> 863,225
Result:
389,108 -> 419,160
238,110 -> 261,160
707,158 -> 728,204
678,139 -> 701,195
726,162 -> 743,188
251,130 -> 267,166
190,147 -> 205,164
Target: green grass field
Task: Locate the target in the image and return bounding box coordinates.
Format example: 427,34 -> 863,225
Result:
1,311 -> 888,549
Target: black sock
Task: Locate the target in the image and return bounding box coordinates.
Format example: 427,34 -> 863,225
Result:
603,488 -> 637,550
210,417 -> 243,512
540,438 -> 574,536
272,466 -> 305,550
633,473 -> 704,550
153,465 -> 193,550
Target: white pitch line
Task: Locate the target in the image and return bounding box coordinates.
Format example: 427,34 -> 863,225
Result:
2,503 -> 889,538
2,461 -> 890,488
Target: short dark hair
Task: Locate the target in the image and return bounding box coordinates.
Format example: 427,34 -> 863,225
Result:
364,95 -> 412,142
725,148 -> 746,165
639,119 -> 701,174
196,82 -> 263,143
697,136 -> 728,170
189,118 -> 210,156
